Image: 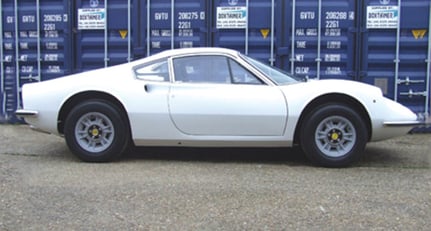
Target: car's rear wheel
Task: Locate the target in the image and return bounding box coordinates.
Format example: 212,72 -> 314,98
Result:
300,104 -> 367,167
64,100 -> 129,162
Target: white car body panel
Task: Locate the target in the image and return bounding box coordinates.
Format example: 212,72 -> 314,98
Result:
17,47 -> 422,149
278,79 -> 417,142
168,83 -> 287,136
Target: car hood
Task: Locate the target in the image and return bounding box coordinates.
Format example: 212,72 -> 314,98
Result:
281,79 -> 383,97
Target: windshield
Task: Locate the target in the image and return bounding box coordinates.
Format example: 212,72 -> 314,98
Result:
240,54 -> 300,85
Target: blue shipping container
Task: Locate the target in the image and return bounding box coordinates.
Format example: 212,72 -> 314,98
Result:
1,0 -> 430,130
74,0 -> 140,71
361,0 -> 430,118
212,0 -> 277,62
277,0 -> 358,80
1,0 -> 72,123
144,0 -> 209,55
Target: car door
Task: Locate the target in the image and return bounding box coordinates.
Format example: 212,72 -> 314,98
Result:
168,55 -> 288,136
130,58 -> 174,140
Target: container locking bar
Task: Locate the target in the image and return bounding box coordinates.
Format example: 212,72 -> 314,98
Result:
399,89 -> 427,98
397,76 -> 425,85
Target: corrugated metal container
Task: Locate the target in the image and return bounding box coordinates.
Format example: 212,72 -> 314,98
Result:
144,0 -> 209,55
74,0 -> 140,71
1,0 -> 430,130
361,0 -> 430,119
1,0 -> 71,122
73,0 -> 210,70
277,0 -> 358,80
212,0 -> 277,62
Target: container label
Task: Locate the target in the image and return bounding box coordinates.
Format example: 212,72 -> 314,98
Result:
366,6 -> 399,29
78,8 -> 106,30
216,6 -> 247,29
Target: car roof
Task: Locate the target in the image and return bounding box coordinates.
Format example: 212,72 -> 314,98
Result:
164,47 -> 238,55
153,47 -> 240,59
127,47 -> 240,66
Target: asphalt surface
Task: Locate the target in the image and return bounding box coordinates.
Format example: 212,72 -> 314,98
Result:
0,125 -> 430,230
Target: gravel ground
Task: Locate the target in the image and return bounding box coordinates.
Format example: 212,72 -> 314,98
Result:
0,125 -> 430,230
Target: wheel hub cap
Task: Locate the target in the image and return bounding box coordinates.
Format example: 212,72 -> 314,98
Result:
329,129 -> 342,144
89,126 -> 101,138
75,112 -> 115,153
315,116 -> 356,158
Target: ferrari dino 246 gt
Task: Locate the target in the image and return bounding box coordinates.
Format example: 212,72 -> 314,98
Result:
16,47 -> 424,167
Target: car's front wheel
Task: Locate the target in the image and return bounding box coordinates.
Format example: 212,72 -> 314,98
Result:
300,104 -> 368,167
64,100 -> 129,162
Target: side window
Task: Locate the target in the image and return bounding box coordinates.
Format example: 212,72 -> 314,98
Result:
228,59 -> 263,85
172,55 -> 263,84
173,56 -> 230,83
133,59 -> 169,82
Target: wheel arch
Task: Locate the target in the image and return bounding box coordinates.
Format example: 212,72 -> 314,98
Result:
293,93 -> 372,145
57,91 -> 130,135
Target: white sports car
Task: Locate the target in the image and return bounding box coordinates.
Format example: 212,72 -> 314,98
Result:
16,47 -> 424,167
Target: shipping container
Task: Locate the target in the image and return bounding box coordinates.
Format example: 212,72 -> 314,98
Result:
74,0 -> 140,71
212,0 -> 277,62
1,0 -> 72,122
360,0 -> 430,120
1,0 -> 430,131
277,0 -> 358,80
145,0 -> 210,55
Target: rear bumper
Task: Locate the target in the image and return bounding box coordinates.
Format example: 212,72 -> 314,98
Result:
15,110 -> 54,134
15,109 -> 38,117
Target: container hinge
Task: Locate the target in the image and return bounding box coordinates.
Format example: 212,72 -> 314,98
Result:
399,89 -> 427,98
358,71 -> 368,79
397,76 -> 425,85
346,71 -> 356,78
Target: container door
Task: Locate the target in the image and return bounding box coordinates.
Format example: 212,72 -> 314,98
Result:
276,0 -> 358,80
211,0 -> 279,65
360,0 -> 431,117
0,0 -> 71,123
74,0 -> 140,72
143,0 -> 209,56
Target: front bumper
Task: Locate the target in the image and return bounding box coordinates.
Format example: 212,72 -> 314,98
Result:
384,115 -> 431,127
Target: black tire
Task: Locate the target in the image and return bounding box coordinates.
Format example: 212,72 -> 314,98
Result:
299,104 -> 368,167
64,100 -> 129,162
